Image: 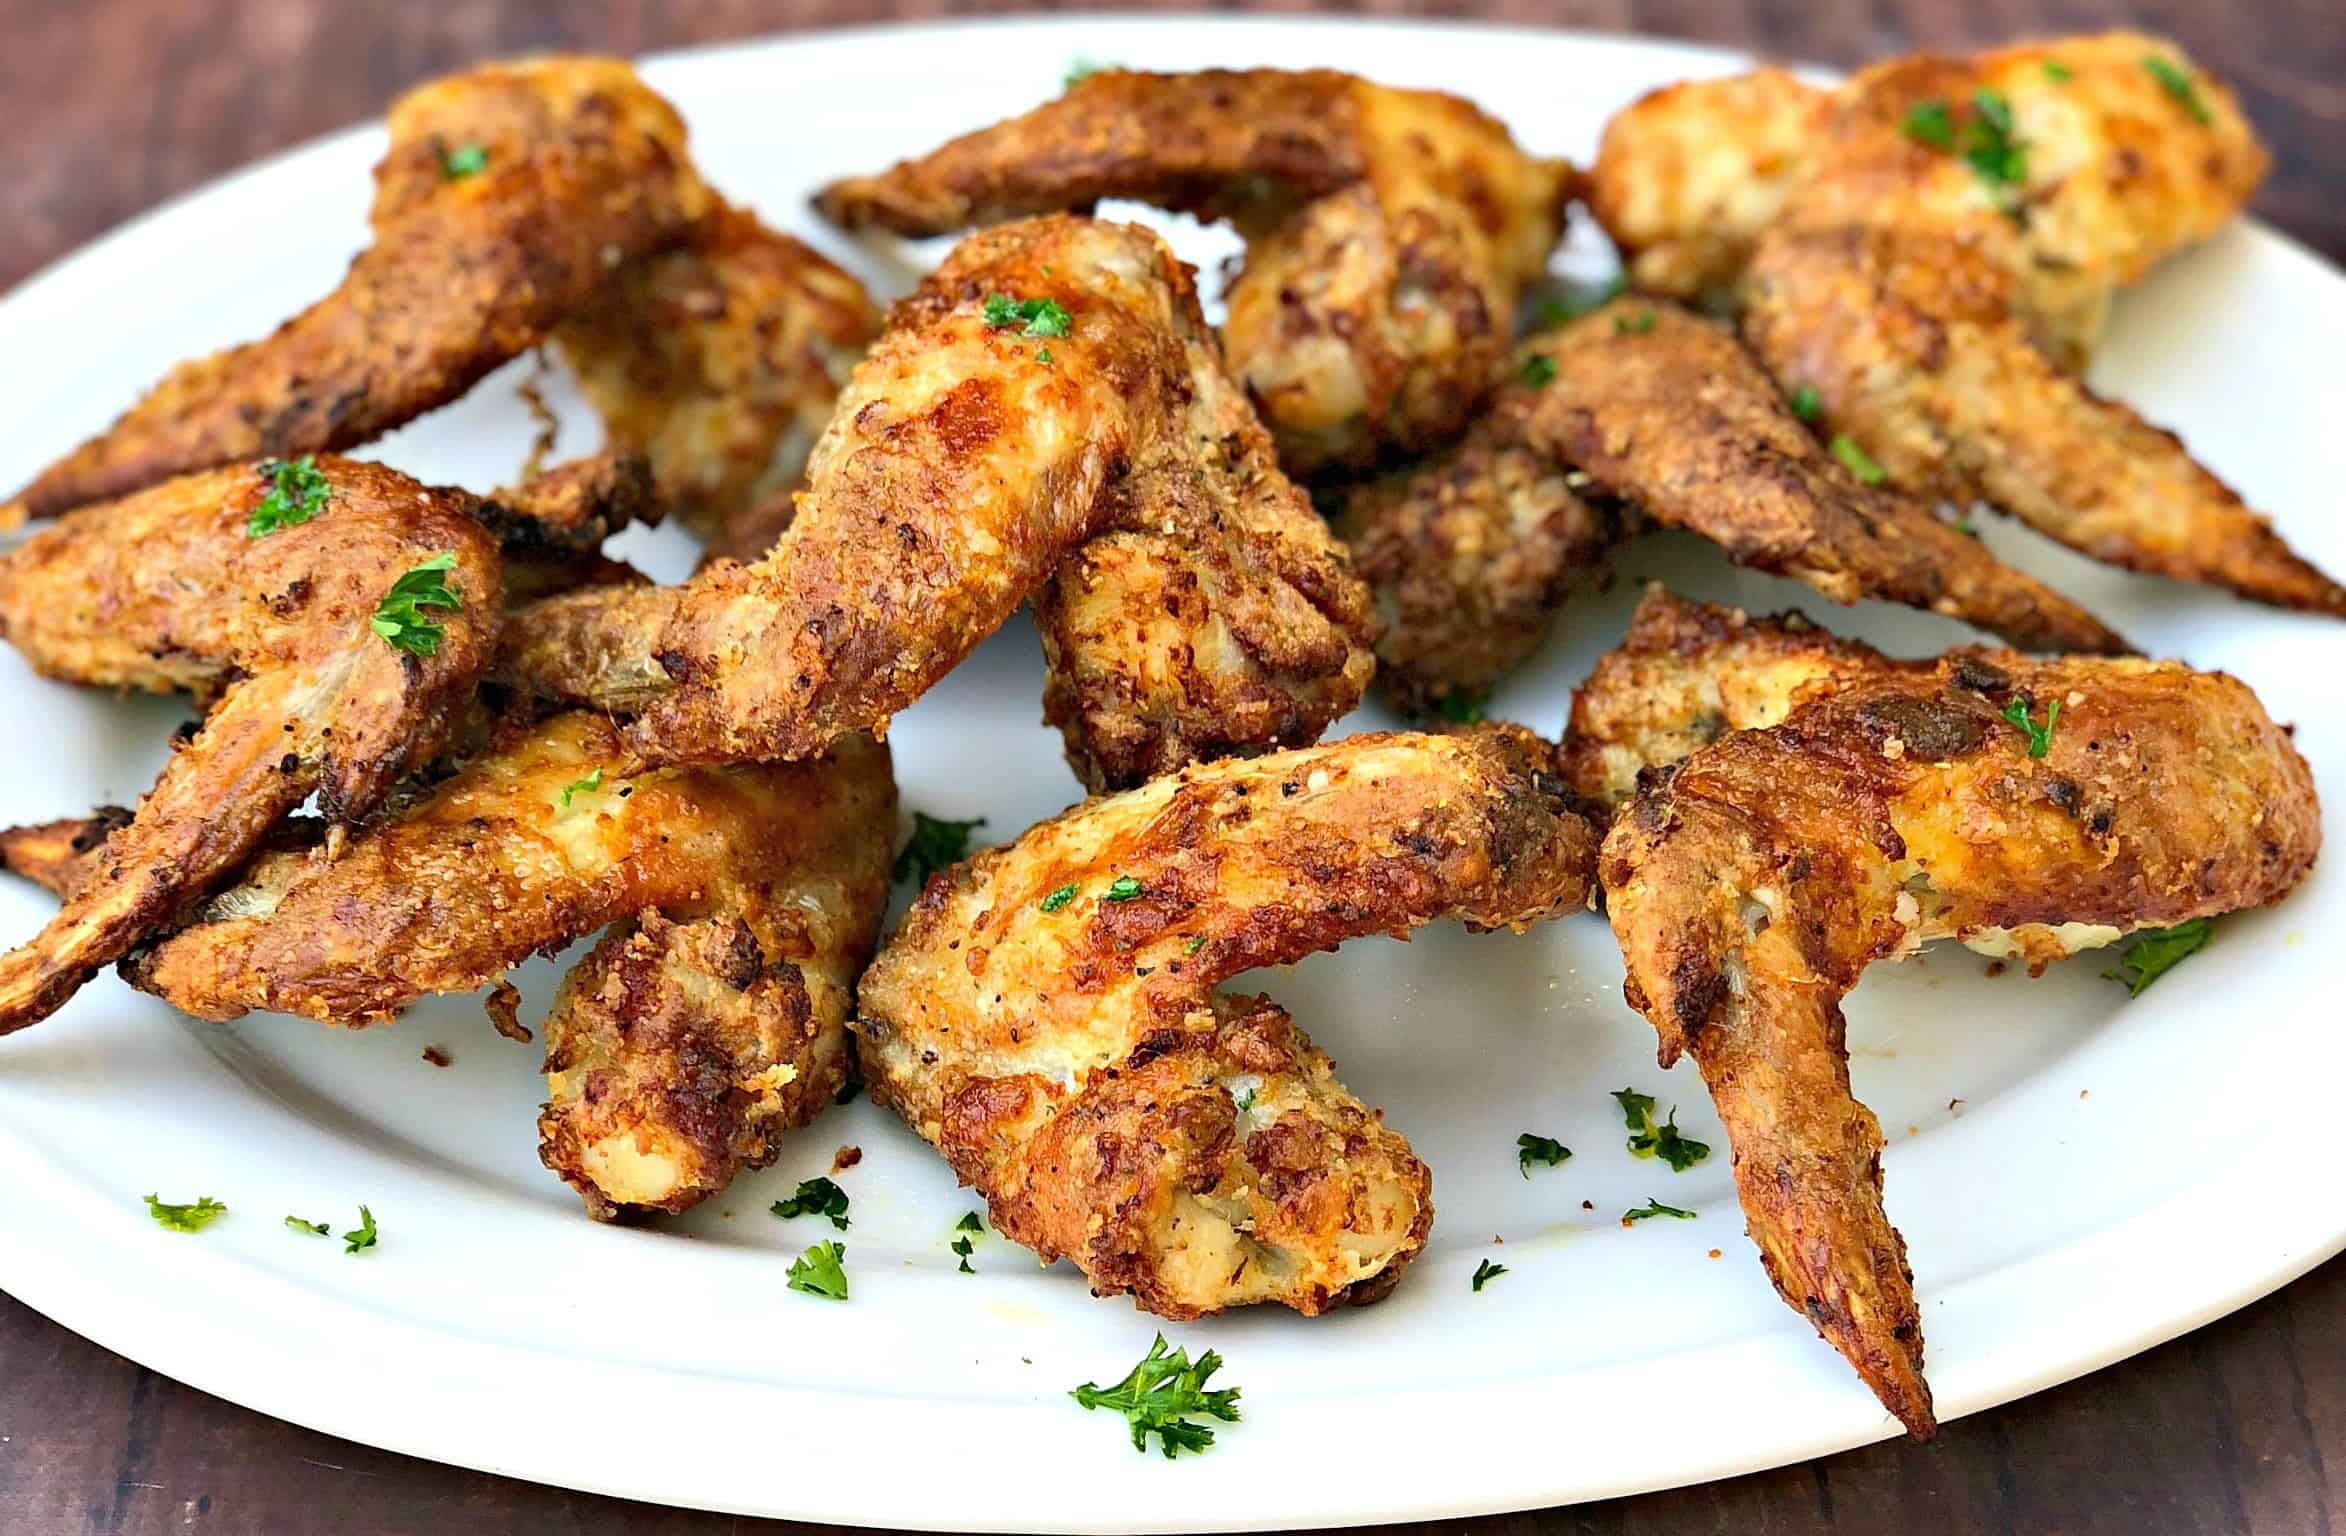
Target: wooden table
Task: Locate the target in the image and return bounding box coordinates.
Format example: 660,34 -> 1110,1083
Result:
1,4 -> 2338,1533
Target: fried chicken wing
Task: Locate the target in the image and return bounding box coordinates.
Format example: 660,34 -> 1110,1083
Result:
496,216 -> 1372,788
814,69 -> 1573,473
1600,646 -> 2322,1436
5,59 -> 708,525
0,458 -> 500,1032
856,727 -> 1597,1316
554,202 -> 881,540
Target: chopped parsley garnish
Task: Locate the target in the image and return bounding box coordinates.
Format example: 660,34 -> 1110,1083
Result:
285,1214 -> 331,1236
1070,1334 -> 1241,1458
951,1214 -> 982,1272
1233,1087 -> 1257,1113
1184,935 -> 1207,956
1903,89 -> 2029,210
1519,352 -> 1557,389
2042,60 -> 2074,83
983,293 -> 1073,338
2103,919 -> 2213,996
2143,56 -> 2211,123
1516,1132 -> 1571,1177
956,1211 -> 986,1233
371,552 -> 463,657
1437,691 -> 1488,725
1035,345 -> 1054,365
1790,385 -> 1821,422
1102,875 -> 1145,903
558,767 -> 603,809
439,142 -> 489,180
1623,1196 -> 1696,1223
895,811 -> 985,885
1952,512 -> 1981,539
951,1235 -> 976,1274
2000,694 -> 2060,758
145,1194 -> 226,1232
247,455 -> 331,538
787,1240 -> 849,1300
1615,1087 -> 1709,1171
770,1176 -> 850,1230
1471,1258 -> 1508,1292
1831,434 -> 1887,485
1614,307 -> 1658,335
1040,883 -> 1079,913
342,1205 -> 379,1255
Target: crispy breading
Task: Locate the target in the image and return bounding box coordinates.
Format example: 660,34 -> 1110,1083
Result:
4,58 -> 709,524
857,726 -> 1597,1317
555,202 -> 880,538
0,458 -> 500,1031
1600,647 -> 2322,1437
814,69 -> 1572,472
475,450 -> 660,556
496,216 -> 1373,788
1562,588 -> 1906,805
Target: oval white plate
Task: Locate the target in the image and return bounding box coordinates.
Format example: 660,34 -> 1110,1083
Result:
0,15 -> 2341,1531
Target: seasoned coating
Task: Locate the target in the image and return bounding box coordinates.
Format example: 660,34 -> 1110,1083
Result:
1601,649 -> 2322,1436
496,216 -> 1373,788
1743,226 -> 2346,615
1562,588 -> 1905,806
476,450 -> 660,557
5,58 -> 709,523
1525,301 -> 2125,650
858,727 -> 1598,1317
555,202 -> 881,538
0,459 -> 499,1032
815,69 -> 1573,472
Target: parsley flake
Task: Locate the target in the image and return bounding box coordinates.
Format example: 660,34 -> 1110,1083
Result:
558,767 -> 603,809
2103,918 -> 2213,997
1611,1088 -> 1657,1127
284,1215 -> 331,1236
1103,875 -> 1144,902
1234,1087 -> 1257,1113
956,1211 -> 986,1233
2043,60 -> 2074,83
2143,56 -> 2211,123
1471,1258 -> 1508,1292
1901,99 -> 1957,151
1064,58 -> 1114,90
1436,691 -> 1488,725
1903,90 -> 2029,210
1790,385 -> 1821,422
247,455 -> 331,538
787,1239 -> 849,1301
1516,1132 -> 1571,1177
1623,1196 -> 1696,1223
1615,1088 -> 1709,1172
982,292 -> 1073,338
1519,352 -> 1557,389
2000,694 -> 2060,758
895,811 -> 986,885
439,142 -> 489,180
371,552 -> 463,657
951,1235 -> 976,1274
1040,883 -> 1079,913
770,1176 -> 850,1231
145,1194 -> 226,1232
342,1204 -> 379,1255
1184,935 -> 1207,956
1614,307 -> 1658,335
1831,434 -> 1887,485
1071,1334 -> 1241,1458
1036,345 -> 1054,365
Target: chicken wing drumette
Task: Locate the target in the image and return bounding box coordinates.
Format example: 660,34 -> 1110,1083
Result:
1590,34 -> 2345,614
813,69 -> 1573,474
1337,298 -> 2120,713
498,215 -> 1374,790
5,58 -> 709,524
857,727 -> 1597,1316
0,458 -> 501,1032
1599,635 -> 2321,1436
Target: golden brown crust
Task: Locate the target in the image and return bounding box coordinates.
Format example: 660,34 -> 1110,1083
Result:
0,458 -> 500,1031
555,201 -> 880,536
815,69 -> 1572,472
1525,300 -> 2127,650
476,450 -> 661,557
5,58 -> 709,523
1601,646 -> 2323,1436
856,727 -> 1597,1317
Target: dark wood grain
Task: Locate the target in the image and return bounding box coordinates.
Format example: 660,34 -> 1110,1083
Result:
0,3 -> 2338,1534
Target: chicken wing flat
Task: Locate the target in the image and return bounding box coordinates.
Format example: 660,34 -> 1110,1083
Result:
814,69 -> 1572,473
1337,297 -> 2118,713
857,727 -> 1596,1316
0,458 -> 500,1032
497,216 -> 1373,789
1600,647 -> 2322,1436
554,201 -> 880,541
4,57 -> 709,524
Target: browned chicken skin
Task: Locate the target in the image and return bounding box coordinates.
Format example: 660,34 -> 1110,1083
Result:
5,58 -> 710,524
498,215 -> 1374,789
1591,34 -> 2344,614
1339,298 -> 2120,712
814,69 -> 1573,473
857,727 -> 1597,1316
1599,631 -> 2322,1437
0,458 -> 501,1032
